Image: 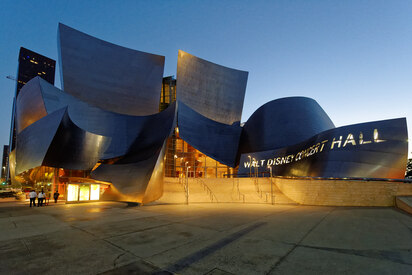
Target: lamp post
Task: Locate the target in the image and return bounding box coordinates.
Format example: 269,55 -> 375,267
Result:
174,155 -> 178,178
185,162 -> 190,205
252,158 -> 256,177
253,158 -> 259,192
179,157 -> 183,184
256,163 -> 259,179
253,158 -> 258,178
248,155 -> 252,177
268,165 -> 273,205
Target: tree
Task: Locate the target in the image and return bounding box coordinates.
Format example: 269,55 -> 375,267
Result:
406,159 -> 412,178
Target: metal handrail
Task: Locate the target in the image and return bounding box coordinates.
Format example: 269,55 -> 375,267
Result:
232,177 -> 245,203
178,177 -> 187,192
196,178 -> 218,203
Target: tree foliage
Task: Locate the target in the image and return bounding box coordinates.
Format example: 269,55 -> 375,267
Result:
406,159 -> 412,178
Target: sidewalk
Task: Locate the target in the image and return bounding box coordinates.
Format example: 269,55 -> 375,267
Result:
0,198 -> 66,207
0,201 -> 411,274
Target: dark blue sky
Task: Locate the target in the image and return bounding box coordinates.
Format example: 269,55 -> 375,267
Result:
0,0 -> 411,157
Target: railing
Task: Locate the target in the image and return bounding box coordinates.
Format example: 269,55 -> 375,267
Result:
196,178 -> 218,203
232,177 -> 245,203
177,176 -> 187,192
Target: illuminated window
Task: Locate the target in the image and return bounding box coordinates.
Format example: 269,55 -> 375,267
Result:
67,184 -> 79,202
90,184 -> 100,200
79,185 -> 90,201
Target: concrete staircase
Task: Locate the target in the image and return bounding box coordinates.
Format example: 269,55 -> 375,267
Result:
157,177 -> 297,205
395,196 -> 412,215
155,178 -> 187,204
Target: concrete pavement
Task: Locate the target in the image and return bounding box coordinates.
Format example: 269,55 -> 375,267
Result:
0,201 -> 411,274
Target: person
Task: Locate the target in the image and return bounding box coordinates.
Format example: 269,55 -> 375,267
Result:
45,192 -> 50,206
29,190 -> 37,207
38,190 -> 45,207
53,191 -> 60,203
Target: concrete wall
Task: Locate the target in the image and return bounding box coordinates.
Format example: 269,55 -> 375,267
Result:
395,196 -> 412,215
159,177 -> 412,207
274,178 -> 412,206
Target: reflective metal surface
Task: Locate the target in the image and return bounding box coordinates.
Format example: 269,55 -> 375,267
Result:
10,23 -> 410,205
41,110 -> 111,171
8,149 -> 17,186
142,142 -> 167,204
178,101 -> 242,167
15,77 -> 48,133
19,77 -> 175,160
176,50 -> 248,125
112,101 -> 176,163
91,153 -> 161,202
15,75 -> 176,204
93,142 -> 168,203
58,23 -> 165,116
91,101 -> 176,202
16,108 -> 67,174
238,97 -> 335,155
16,107 -> 110,174
238,118 -> 408,179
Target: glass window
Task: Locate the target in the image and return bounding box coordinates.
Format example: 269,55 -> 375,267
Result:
67,184 -> 79,202
90,184 -> 100,200
79,185 -> 90,201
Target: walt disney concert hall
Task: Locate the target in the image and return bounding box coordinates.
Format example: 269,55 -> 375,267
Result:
10,23 -> 408,204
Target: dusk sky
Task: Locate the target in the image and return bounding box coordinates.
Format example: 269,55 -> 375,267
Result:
0,0 -> 411,158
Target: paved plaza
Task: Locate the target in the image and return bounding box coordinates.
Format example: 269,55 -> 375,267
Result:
0,201 -> 411,274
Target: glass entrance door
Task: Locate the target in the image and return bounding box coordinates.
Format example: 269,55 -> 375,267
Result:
67,184 -> 79,202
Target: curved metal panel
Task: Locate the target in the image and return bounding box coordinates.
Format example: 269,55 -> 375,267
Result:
37,78 -> 139,158
113,101 -> 177,163
42,111 -> 111,171
8,149 -> 18,186
58,23 -> 165,116
176,50 -> 248,125
92,142 -> 167,203
37,77 -> 176,159
16,107 -> 110,173
239,97 -> 335,155
15,77 -> 48,133
178,101 -> 242,167
238,118 -> 408,179
15,108 -> 66,174
91,103 -> 176,203
142,142 -> 167,203
91,152 -> 159,202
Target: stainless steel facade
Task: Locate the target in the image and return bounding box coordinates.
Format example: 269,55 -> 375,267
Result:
14,75 -> 176,203
238,118 -> 408,179
10,24 -> 409,205
238,97 -> 335,155
177,101 -> 242,167
58,23 -> 165,116
176,50 -> 248,125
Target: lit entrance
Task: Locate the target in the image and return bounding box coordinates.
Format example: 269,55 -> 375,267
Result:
67,183 -> 101,202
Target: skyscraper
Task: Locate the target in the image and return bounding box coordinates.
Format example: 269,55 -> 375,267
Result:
1,145 -> 9,180
15,47 -> 56,98
6,47 -> 55,182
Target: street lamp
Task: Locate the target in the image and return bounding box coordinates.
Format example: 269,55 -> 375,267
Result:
253,158 -> 259,192
248,155 -> 252,177
179,157 -> 183,183
268,165 -> 273,205
185,164 -> 190,205
174,155 -> 178,178
253,158 -> 258,178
